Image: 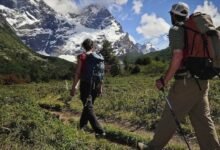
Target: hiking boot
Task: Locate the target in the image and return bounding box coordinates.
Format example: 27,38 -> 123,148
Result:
95,132 -> 106,138
137,142 -> 150,150
78,124 -> 89,131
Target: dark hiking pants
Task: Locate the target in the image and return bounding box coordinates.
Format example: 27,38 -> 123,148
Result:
79,81 -> 104,134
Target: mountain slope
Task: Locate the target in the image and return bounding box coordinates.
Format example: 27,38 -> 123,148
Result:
145,47 -> 171,61
0,0 -> 138,57
0,15 -> 74,84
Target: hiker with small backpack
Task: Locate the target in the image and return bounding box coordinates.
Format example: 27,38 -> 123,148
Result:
138,2 -> 220,150
70,38 -> 106,137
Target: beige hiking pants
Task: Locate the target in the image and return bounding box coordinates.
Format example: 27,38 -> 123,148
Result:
149,78 -> 220,150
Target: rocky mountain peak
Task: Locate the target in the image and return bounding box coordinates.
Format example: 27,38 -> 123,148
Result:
0,0 -> 140,61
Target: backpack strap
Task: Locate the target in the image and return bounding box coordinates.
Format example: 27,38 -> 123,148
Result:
182,25 -> 206,91
79,52 -> 87,76
182,25 -> 211,58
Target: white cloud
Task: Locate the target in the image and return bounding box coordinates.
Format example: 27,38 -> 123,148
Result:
118,13 -> 133,21
144,35 -> 169,50
43,0 -> 80,14
78,0 -> 99,7
120,14 -> 129,20
136,13 -> 170,50
43,0 -> 128,15
132,0 -> 143,14
157,35 -> 169,49
78,0 -> 128,7
150,38 -> 159,45
194,1 -> 220,27
115,0 -> 128,5
108,4 -> 123,13
136,13 -> 170,39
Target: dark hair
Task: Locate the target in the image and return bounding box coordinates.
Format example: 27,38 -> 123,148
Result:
82,38 -> 94,51
170,12 -> 187,24
175,15 -> 187,22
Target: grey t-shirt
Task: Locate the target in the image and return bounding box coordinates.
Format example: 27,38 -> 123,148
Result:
169,25 -> 185,51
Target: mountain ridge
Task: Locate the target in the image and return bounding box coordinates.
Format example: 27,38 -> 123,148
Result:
0,14 -> 74,84
0,0 -> 144,59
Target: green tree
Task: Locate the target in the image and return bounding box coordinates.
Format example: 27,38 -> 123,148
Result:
123,55 -> 129,71
110,64 -> 121,76
154,56 -> 160,62
100,40 -> 121,76
135,57 -> 151,65
100,40 -> 114,64
135,58 -> 143,65
142,57 -> 151,65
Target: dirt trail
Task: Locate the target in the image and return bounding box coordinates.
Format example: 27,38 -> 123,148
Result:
45,107 -> 199,150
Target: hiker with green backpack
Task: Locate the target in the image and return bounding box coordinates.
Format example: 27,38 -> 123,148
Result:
138,2 -> 220,150
70,38 -> 106,137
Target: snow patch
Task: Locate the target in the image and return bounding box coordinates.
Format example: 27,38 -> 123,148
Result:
25,11 -> 38,21
61,17 -> 125,53
0,4 -> 39,28
129,35 -> 136,44
6,18 -> 18,26
0,4 -> 12,11
29,0 -> 39,6
16,11 -> 39,28
16,28 -> 50,37
59,55 -> 77,63
37,50 -> 50,56
91,6 -> 99,15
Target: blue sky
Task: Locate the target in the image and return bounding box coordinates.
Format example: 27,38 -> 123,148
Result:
44,0 -> 220,50
109,0 -> 220,49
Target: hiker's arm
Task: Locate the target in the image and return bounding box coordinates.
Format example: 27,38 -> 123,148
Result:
70,58 -> 82,96
156,50 -> 183,90
97,81 -> 104,96
164,50 -> 183,84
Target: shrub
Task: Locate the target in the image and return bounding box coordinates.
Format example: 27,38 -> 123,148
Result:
154,56 -> 160,61
142,57 -> 152,65
143,61 -> 167,75
110,64 -> 121,76
0,74 -> 31,85
135,58 -> 142,65
135,57 -> 151,65
131,65 -> 140,74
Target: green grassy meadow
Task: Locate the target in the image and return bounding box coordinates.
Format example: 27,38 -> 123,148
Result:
1,73 -> 219,149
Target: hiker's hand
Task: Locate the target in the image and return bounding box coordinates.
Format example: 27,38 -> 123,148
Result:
155,77 -> 165,91
70,88 -> 77,97
99,86 -> 103,96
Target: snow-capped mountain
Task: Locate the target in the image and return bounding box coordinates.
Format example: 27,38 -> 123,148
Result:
135,43 -> 157,54
0,0 -> 139,59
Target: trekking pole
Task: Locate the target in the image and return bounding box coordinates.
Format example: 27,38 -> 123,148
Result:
161,88 -> 191,150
